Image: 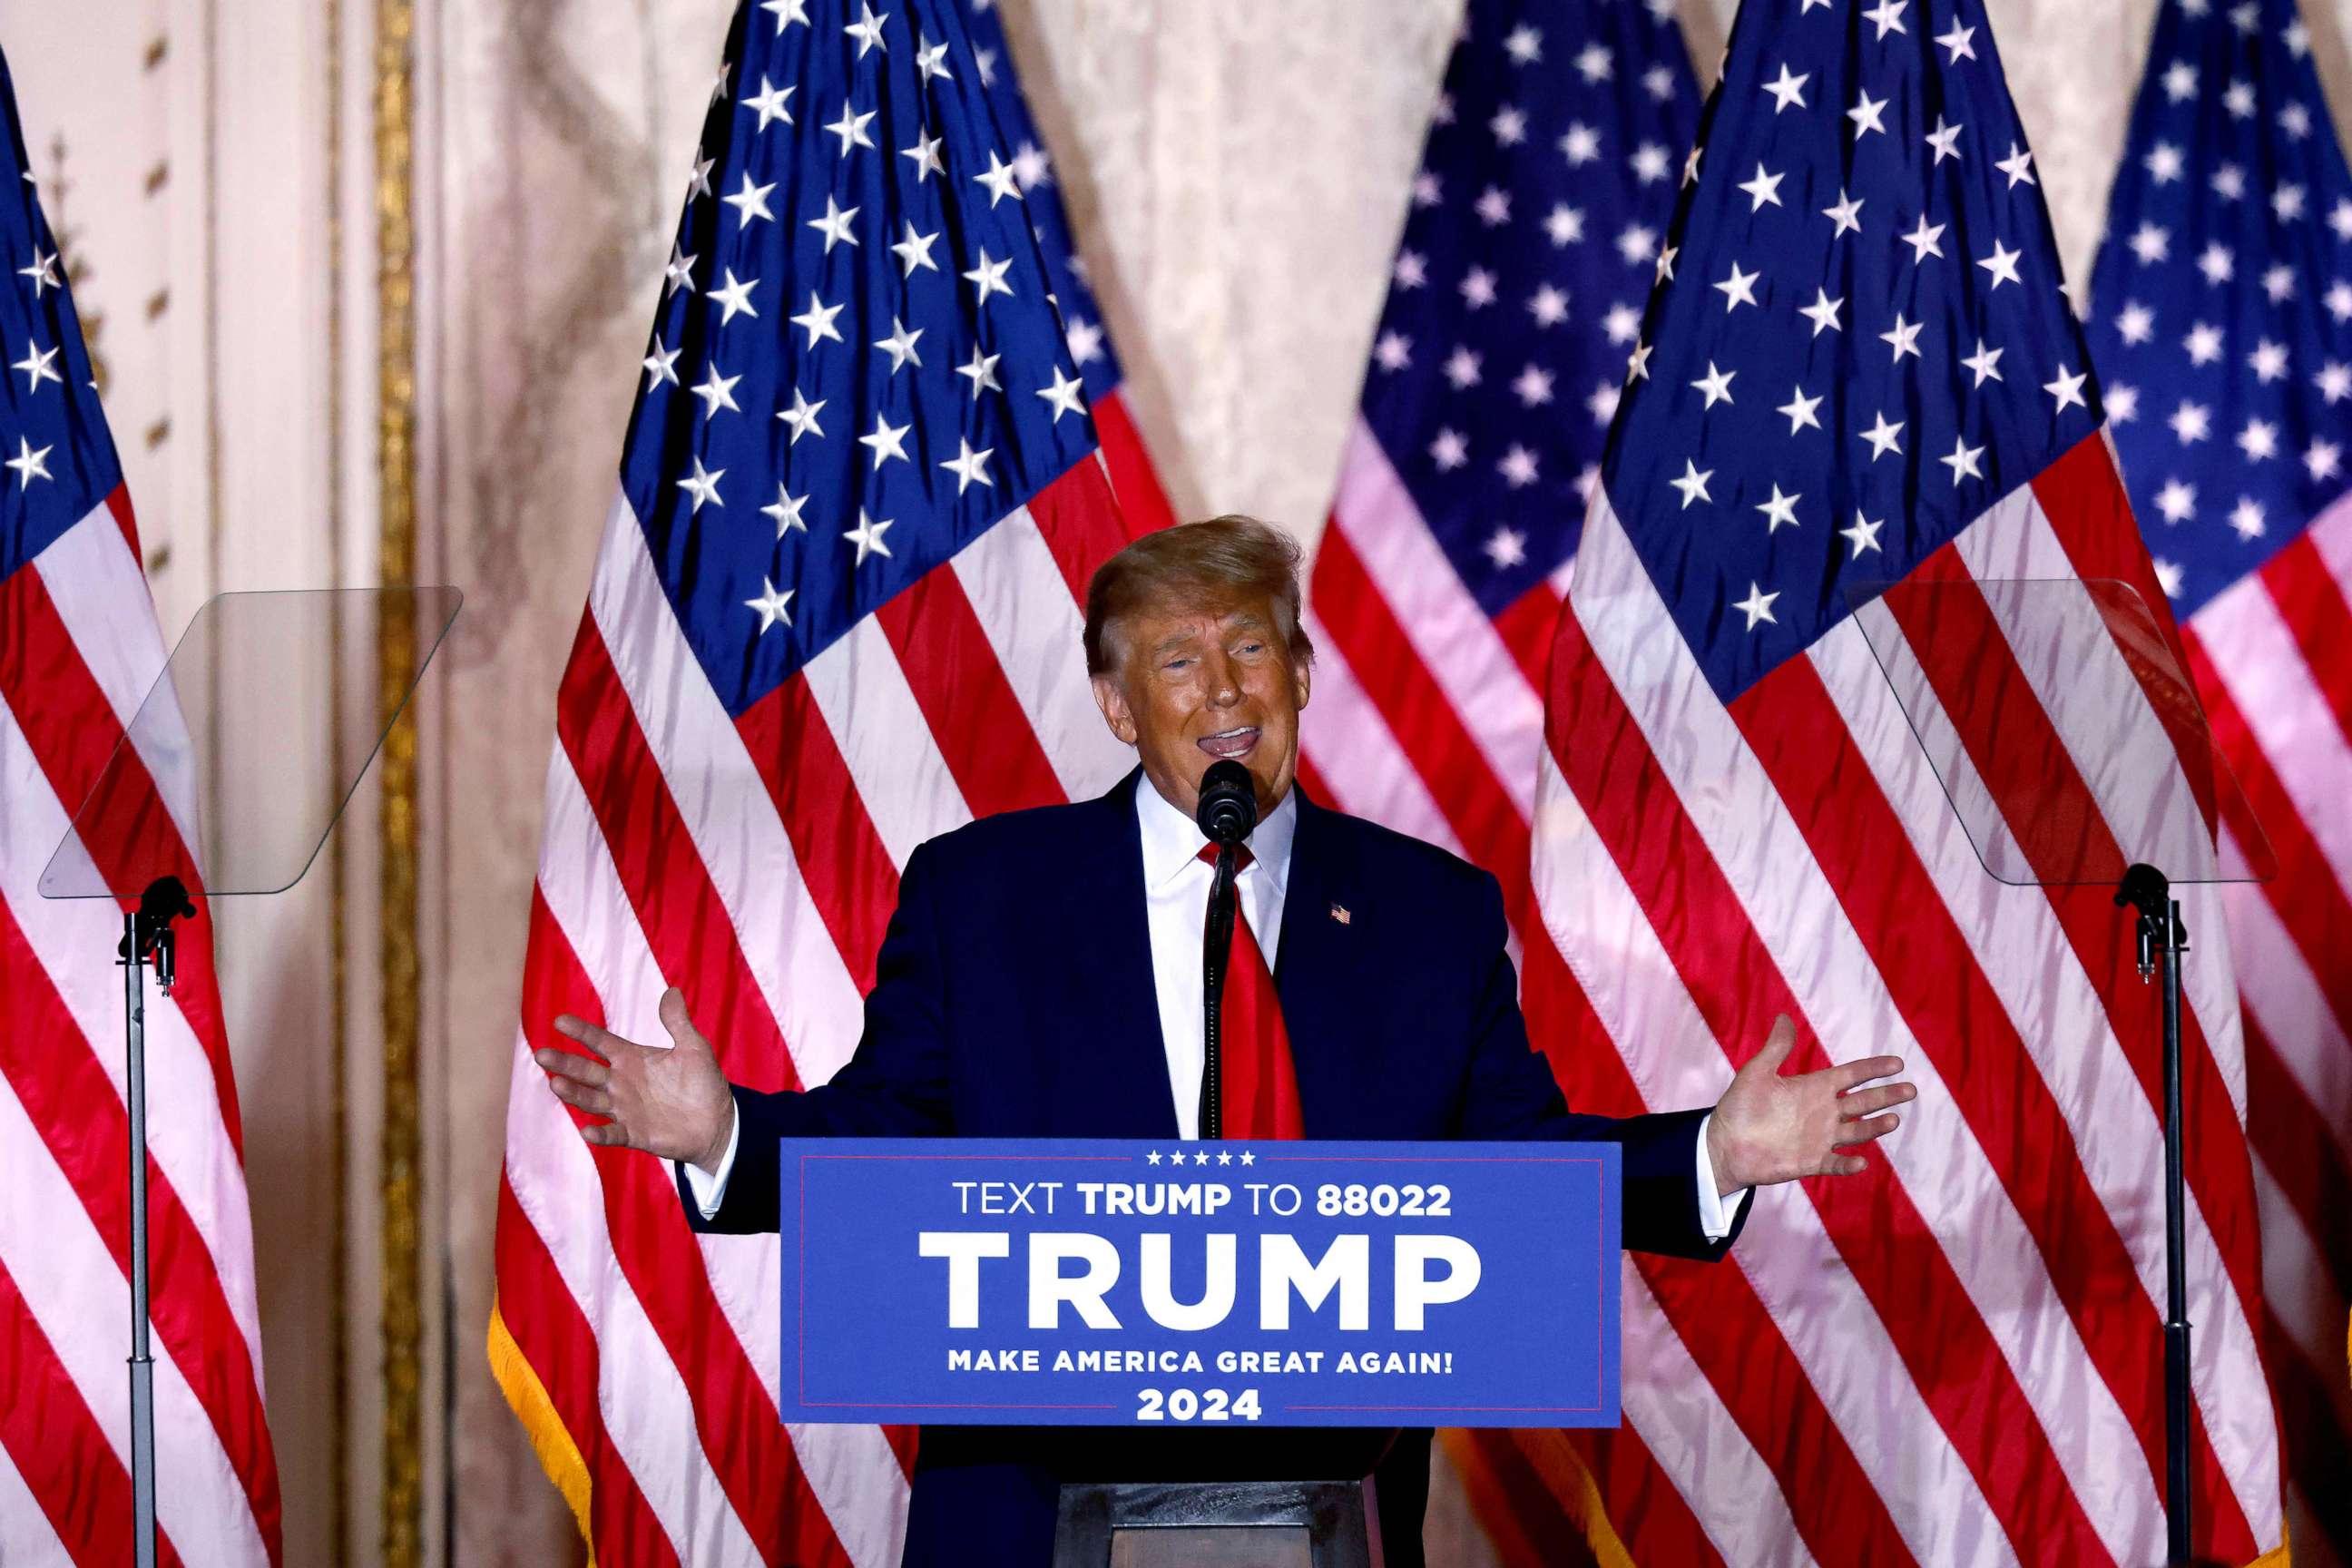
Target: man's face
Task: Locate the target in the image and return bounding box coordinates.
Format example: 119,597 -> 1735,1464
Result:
1092,593 -> 1313,820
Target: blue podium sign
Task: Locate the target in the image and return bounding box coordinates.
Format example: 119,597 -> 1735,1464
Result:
778,1139 -> 1620,1427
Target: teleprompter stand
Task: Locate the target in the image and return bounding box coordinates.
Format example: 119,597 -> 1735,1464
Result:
1053,1479 -> 1378,1568
40,587 -> 461,1568
1847,577 -> 2274,1566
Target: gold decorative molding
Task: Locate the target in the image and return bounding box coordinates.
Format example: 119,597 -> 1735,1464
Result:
374,0 -> 424,1564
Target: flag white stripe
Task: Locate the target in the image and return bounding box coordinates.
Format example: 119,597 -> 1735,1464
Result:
1297,605 -> 1467,858
1331,421 -> 1544,819
801,614 -> 974,871
2249,1151 -> 2352,1446
586,495 -> 869,1085
950,510 -> 1134,800
1575,496 -> 2163,1564
0,690 -> 265,1372
0,1070 -> 266,1567
0,1433 -> 71,1566
1618,1262 -> 1818,1568
2308,486 -> 2352,594
1530,741 -> 2014,1567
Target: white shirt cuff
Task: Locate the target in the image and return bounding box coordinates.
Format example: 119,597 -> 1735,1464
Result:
1693,1112 -> 1750,1243
682,1102 -> 741,1220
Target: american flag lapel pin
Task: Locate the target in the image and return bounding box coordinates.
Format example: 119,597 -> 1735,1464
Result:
1329,902 -> 1351,926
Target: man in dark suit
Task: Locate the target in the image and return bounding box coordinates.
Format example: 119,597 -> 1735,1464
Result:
535,515 -> 1915,1566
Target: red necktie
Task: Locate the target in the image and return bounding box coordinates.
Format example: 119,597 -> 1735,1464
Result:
1198,845 -> 1306,1140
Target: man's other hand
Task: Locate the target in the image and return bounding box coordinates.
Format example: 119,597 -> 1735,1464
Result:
535,988 -> 734,1174
1706,1014 -> 1916,1195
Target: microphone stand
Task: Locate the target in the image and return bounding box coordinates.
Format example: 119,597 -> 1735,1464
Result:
1200,843 -> 1240,1140
120,875 -> 193,1568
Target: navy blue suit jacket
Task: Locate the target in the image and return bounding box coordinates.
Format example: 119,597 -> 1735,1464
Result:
683,772 -> 1746,1565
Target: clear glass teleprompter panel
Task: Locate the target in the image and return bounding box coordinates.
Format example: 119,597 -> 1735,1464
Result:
38,587 -> 462,899
1842,576 -> 2274,887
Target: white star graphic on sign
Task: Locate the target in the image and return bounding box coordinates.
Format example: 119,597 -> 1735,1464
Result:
1936,20 -> 1975,58
891,221 -> 941,278
860,416 -> 912,466
777,388 -> 825,443
826,103 -> 877,156
1528,285 -> 1570,327
708,269 -> 759,324
915,34 -> 954,83
663,244 -> 697,295
1739,163 -> 1785,211
1239,1151 -> 1255,1165
1671,460 -> 1713,508
1735,583 -> 1780,631
844,508 -> 894,564
1560,122 -> 1600,165
2169,401 -> 2210,444
689,365 -> 742,419
1823,190 -> 1864,237
1194,1151 -> 1211,1166
1941,436 -> 1985,483
873,316 -> 924,374
1976,241 -> 2023,289
1844,512 -> 1884,556
1038,367 -> 1087,422
762,0 -> 809,29
1485,527 -> 1527,569
1430,428 -> 1467,470
1864,0 -> 1906,37
2185,322 -> 2224,366
1714,262 -> 1760,312
2238,419 -> 2278,461
1574,42 -> 1612,81
791,291 -> 845,347
1901,215 -> 1945,262
642,341 -> 680,390
1504,23 -> 1542,63
2127,223 -> 2170,264
1994,142 -> 2036,189
2197,243 -> 2234,285
1444,347 -> 1483,387
1756,485 -> 1802,533
1690,360 -> 1736,407
2305,439 -> 2341,481
1497,445 -> 1539,486
1511,365 -> 1554,407
17,248 -> 59,295
1763,64 -> 1808,113
2212,163 -> 2246,201
940,437 -> 995,494
844,3 -> 888,58
763,485 -> 809,537
723,172 -> 777,226
2144,142 -> 2183,183
2155,477 -> 2196,523
2319,362 -> 2352,403
975,152 -> 1025,209
2117,301 -> 2155,345
808,195 -> 859,250
2249,340 -> 2288,383
742,75 -> 794,131
2043,367 -> 2088,412
1860,412 -> 1905,460
1799,288 -> 1844,337
2161,61 -> 2198,102
1961,340 -> 2004,387
2229,498 -> 2267,541
675,456 -> 722,511
1847,90 -> 1889,138
1778,386 -> 1823,433
1489,105 -> 1527,146
1459,267 -> 1498,308
1146,1150 -> 1162,1167
956,347 -> 1004,397
963,250 -> 1015,303
1544,204 -> 1584,246
1924,117 -> 1963,163
744,577 -> 794,633
1880,314 -> 1924,362
902,133 -> 946,181
1372,331 -> 1410,371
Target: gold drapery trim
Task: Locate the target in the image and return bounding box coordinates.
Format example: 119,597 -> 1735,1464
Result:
374,0 -> 422,1563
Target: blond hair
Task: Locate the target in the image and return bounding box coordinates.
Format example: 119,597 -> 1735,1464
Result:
1083,514 -> 1315,676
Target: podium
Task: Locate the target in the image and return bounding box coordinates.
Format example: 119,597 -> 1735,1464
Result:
1052,1478 -> 1378,1568
1846,574 -> 2273,1565
39,586 -> 461,1568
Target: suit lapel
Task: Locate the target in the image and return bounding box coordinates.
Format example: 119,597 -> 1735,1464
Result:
1273,787 -> 1358,1136
1065,769 -> 1181,1137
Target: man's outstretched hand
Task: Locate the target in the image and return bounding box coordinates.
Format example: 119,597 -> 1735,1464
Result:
536,988 -> 735,1174
1706,1015 -> 1916,1195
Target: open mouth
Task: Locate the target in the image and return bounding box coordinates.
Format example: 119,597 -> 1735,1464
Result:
1196,725 -> 1260,760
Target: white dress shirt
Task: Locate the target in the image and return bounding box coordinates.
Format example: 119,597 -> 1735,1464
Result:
691,779 -> 1745,1240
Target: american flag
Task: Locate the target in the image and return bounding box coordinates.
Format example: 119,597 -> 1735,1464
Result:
1533,0 -> 2286,1563
487,0 -> 1134,1560
2085,0 -> 2352,1555
0,44 -> 281,1568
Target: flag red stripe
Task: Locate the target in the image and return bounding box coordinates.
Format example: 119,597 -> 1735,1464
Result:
1023,455 -> 1133,602
2242,1010 -> 2352,1300
1737,648 -> 2257,1551
0,895 -> 285,1562
2261,532 -> 2352,747
1514,877 -> 1915,1562
1436,1428 -> 1604,1568
1549,606 -> 2114,1565
551,627 -> 849,1566
875,571 -> 1066,819
1092,390 -> 1180,540
0,1255 -> 189,1568
494,1170 -> 681,1567
1490,580 -> 1562,698
1564,1426 -> 1724,1568
0,560 -> 241,1155
736,673 -> 901,997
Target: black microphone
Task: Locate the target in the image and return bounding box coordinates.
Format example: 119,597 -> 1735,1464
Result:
1194,759 -> 1259,847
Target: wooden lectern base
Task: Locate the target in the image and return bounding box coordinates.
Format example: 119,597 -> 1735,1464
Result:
1051,1479 -> 1380,1568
